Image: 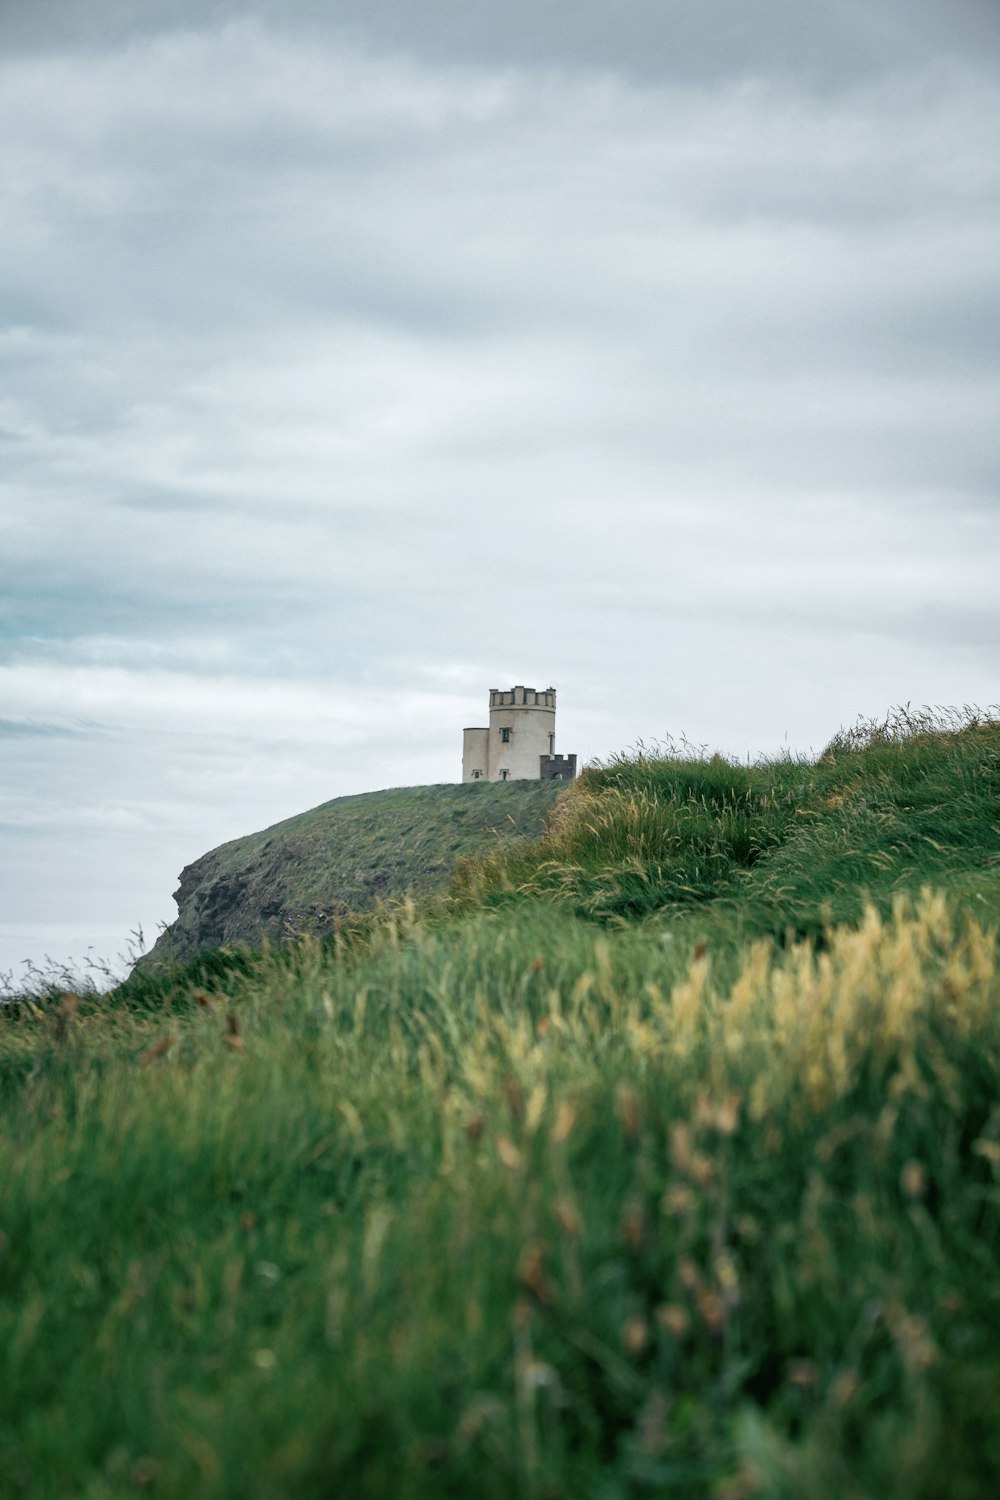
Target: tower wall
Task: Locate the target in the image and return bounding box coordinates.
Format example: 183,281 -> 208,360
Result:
462,726 -> 489,783
487,685 -> 556,781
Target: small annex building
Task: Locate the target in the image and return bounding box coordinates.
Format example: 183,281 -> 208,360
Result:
462,685 -> 577,783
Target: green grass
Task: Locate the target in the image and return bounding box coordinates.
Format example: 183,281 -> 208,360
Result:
3,710 -> 1000,1498
452,707 -> 1000,938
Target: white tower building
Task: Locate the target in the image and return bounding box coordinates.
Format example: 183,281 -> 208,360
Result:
462,686 -> 577,783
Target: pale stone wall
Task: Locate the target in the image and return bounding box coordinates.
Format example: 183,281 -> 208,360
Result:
462,726 -> 490,783
487,685 -> 556,782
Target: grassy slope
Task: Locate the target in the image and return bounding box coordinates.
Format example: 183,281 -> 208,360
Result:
3,713 -> 1000,1499
453,709 -> 1000,937
143,779 -> 564,967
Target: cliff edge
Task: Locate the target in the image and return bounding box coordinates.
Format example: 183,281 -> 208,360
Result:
139,779 -> 564,969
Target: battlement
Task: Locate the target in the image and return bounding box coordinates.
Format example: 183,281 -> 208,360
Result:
540,753 -> 577,782
488,685 -> 556,710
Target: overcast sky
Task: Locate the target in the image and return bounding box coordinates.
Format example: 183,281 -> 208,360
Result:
2,0 -> 999,982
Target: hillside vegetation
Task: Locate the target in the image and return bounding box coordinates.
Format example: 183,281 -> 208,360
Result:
2,709 -> 1000,1499
453,706 -> 1000,937
142,779 -> 564,968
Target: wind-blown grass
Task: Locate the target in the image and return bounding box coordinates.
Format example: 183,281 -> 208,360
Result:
2,891 -> 1000,1497
4,709 -> 1000,1497
451,707 -> 1000,936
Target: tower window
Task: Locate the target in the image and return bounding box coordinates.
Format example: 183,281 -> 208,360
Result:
471,769 -> 483,779
499,769 -> 510,781
500,727 -> 511,743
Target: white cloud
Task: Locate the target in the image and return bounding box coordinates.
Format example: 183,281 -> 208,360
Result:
1,6 -> 998,976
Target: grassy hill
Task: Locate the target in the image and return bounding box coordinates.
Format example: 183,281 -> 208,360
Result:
453,705 -> 1000,939
3,710 -> 1000,1498
141,779 -> 565,968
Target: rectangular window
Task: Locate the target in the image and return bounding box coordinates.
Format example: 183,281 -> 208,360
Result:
471,769 -> 483,779
499,769 -> 510,780
500,727 -> 511,743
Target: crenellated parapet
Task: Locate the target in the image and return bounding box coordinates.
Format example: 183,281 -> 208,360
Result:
488,686 -> 556,710
540,753 -> 577,782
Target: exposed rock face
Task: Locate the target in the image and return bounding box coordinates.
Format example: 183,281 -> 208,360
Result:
138,780 -> 564,970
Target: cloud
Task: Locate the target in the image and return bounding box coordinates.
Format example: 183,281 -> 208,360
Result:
0,718 -> 83,739
0,3 -> 998,974
4,0 -> 1000,88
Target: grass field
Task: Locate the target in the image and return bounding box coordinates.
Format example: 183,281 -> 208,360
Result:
2,710 -> 999,1498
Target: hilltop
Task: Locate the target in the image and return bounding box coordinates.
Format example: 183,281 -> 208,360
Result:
141,779 -> 565,968
145,706 -> 1000,978
453,705 -> 1000,940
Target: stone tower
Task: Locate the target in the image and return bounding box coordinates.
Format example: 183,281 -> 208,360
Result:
462,686 -> 577,783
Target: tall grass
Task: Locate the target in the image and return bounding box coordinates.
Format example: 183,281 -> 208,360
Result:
451,707 -> 1000,935
2,892 -> 1000,1497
